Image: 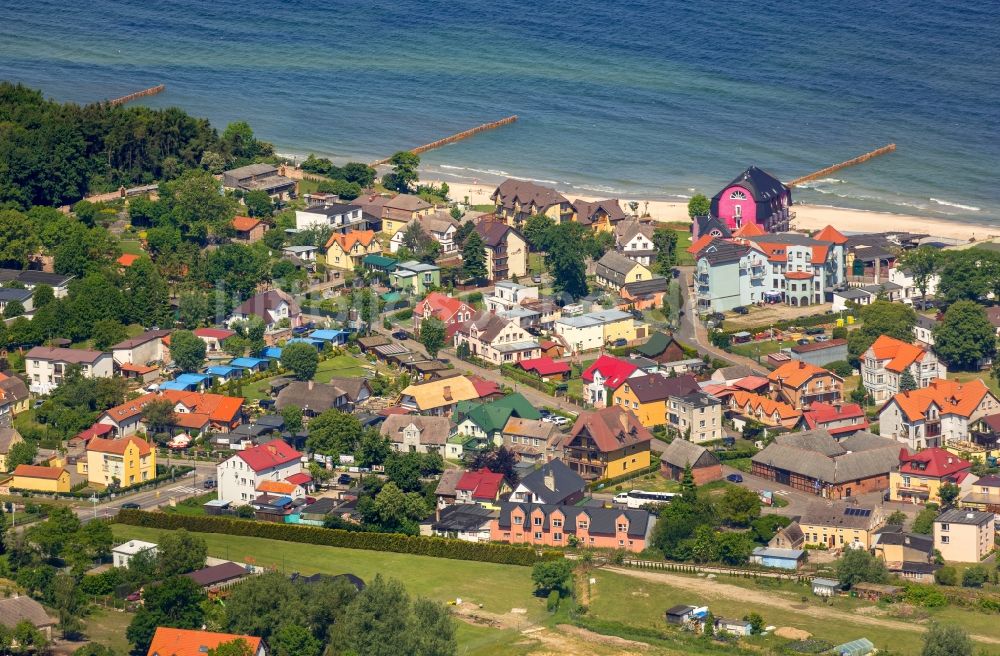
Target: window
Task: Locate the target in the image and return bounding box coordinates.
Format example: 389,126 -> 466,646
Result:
940,535 -> 950,544
533,516 -> 542,526
553,518 -> 563,528
578,521 -> 588,530
940,523 -> 949,532
553,533 -> 562,541
534,532 -> 542,540
514,516 -> 523,525
617,522 -> 627,532
729,190 -> 747,200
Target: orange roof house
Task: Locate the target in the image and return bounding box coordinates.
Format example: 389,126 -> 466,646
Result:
767,359 -> 843,410
256,480 -> 300,497
687,233 -> 715,255
147,627 -> 264,656
324,230 -> 382,270
720,390 -> 801,428
813,225 -> 848,245
98,390 -> 245,436
231,216 -> 267,243
861,335 -> 947,403
733,222 -> 766,237
878,378 -> 999,450
87,436 -> 152,457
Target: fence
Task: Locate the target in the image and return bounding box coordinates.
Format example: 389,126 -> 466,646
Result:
586,462 -> 661,491
618,558 -> 809,582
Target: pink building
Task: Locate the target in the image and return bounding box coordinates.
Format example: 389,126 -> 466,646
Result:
709,166 -> 792,233
491,502 -> 653,552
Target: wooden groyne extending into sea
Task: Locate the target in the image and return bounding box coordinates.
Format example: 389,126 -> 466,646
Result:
106,84 -> 166,107
787,144 -> 896,187
370,115 -> 518,166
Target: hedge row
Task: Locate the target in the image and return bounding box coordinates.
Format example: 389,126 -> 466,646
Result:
116,510 -> 563,566
716,447 -> 758,461
499,364 -> 558,395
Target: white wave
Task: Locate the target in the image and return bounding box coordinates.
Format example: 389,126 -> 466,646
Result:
508,174 -> 562,186
437,164 -> 511,177
571,183 -> 623,195
930,198 -> 981,212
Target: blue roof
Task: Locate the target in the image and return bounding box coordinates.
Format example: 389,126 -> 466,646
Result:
286,337 -> 323,347
310,329 -> 347,341
271,496 -> 293,508
231,357 -> 269,368
158,380 -> 194,391
176,373 -> 211,384
207,365 -> 240,376
261,347 -> 283,359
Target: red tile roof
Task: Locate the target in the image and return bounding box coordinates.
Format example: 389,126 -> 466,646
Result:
238,440 -> 301,473
687,233 -> 715,255
468,376 -> 500,398
898,447 -> 971,479
101,391 -> 244,426
802,402 -> 869,435
814,225 -> 848,245
582,355 -> 638,389
732,375 -> 770,391
415,292 -> 470,323
867,335 -> 928,373
784,271 -> 813,280
455,470 -> 506,500
733,222 -> 766,237
193,327 -> 237,340
888,378 -> 992,422
74,423 -> 114,442
768,360 -> 839,388
325,229 -> 378,251
257,480 -> 296,494
13,464 -> 66,480
87,436 -> 152,456
232,215 -> 262,232
147,627 -> 262,656
517,357 -> 570,376
285,472 -> 312,485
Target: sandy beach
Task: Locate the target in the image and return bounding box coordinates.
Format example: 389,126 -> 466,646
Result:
438,180 -> 994,243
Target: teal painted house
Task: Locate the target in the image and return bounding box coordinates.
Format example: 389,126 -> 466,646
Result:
390,260 -> 441,295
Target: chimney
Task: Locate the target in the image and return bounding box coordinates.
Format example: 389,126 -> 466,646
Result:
544,469 -> 556,492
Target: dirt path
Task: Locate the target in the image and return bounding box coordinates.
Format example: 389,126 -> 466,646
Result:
606,567 -> 1000,646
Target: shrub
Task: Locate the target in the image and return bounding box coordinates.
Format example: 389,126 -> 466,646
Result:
546,589 -> 560,613
116,510 -> 561,566
904,584 -> 948,608
935,566 -> 957,586
962,565 -> 989,588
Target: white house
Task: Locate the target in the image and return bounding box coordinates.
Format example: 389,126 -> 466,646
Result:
889,265 -> 940,303
281,245 -> 318,262
112,540 -> 157,568
227,289 -> 301,331
379,415 -> 453,454
390,212 -> 459,254
295,202 -> 364,231
861,335 -> 947,403
486,281 -> 540,312
25,347 -> 115,394
877,378 -> 999,450
110,329 -> 171,366
614,220 -> 657,267
217,441 -> 303,505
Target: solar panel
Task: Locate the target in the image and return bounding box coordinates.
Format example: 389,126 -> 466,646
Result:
843,508 -> 871,517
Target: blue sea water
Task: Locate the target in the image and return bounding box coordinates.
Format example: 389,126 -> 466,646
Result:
1,0 -> 998,223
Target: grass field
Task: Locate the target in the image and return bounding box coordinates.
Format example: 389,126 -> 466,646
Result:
84,607 -> 133,654
240,354 -> 372,399
949,370 -> 1000,397
119,239 -> 146,256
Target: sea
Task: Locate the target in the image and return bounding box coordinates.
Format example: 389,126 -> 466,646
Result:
1,0 -> 998,223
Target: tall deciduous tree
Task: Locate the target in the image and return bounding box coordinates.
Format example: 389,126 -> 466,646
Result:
306,410 -> 363,455
921,622 -> 972,656
687,194 -> 710,218
170,329 -> 207,372
90,319 -> 128,351
123,257 -> 172,327
156,529 -> 208,576
126,576 -> 207,653
897,247 -> 941,307
382,152 -> 420,193
932,300 -> 997,370
281,342 -> 319,380
547,224 -> 588,299
937,250 -> 991,306
835,548 -> 888,589
651,227 -> 679,276
847,300 -> 917,359
522,214 -> 556,252
419,317 -> 446,358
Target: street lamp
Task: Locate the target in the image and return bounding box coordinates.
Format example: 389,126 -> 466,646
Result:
89,493 -> 99,521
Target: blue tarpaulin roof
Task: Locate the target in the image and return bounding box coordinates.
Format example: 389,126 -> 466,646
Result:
310,329 -> 347,341
286,337 -> 323,348
207,365 -> 240,376
159,380 -> 195,391
231,357 -> 269,368
261,347 -> 282,359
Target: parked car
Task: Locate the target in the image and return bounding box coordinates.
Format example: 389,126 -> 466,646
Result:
532,274 -> 542,284
121,502 -> 141,509
797,338 -> 810,345
202,479 -> 217,489
726,473 -> 743,483
815,334 -> 830,342
337,473 -> 353,486
550,416 -> 570,426
805,327 -> 825,335
611,338 -> 628,347
391,329 -> 410,340
733,306 -> 749,315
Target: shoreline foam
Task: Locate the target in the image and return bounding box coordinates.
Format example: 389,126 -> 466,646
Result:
435,180 -> 993,243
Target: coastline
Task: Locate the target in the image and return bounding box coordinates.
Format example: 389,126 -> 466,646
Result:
438,180 -> 992,242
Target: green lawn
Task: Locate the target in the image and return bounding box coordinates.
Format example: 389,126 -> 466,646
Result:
730,339 -> 797,361
84,607 -> 133,654
949,370 -> 1000,397
162,492 -> 216,516
528,253 -> 546,276
672,229 -> 695,266
312,354 -> 371,383
110,525 -> 548,625
119,240 -> 146,256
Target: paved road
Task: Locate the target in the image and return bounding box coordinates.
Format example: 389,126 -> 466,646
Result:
75,459 -> 217,523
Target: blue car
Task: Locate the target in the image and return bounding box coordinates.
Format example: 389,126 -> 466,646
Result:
726,473 -> 743,483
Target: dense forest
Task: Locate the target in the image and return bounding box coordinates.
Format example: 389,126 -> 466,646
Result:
0,82 -> 272,207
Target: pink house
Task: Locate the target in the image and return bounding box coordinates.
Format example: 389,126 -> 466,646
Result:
709,166 -> 792,233
492,502 -> 653,552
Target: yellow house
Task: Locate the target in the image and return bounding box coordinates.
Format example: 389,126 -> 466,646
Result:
12,464 -> 71,492
85,436 -> 156,489
574,199 -> 627,233
889,448 -> 973,504
562,406 -> 652,480
612,374 -> 722,442
0,373 -> 30,418
600,312 -> 646,345
380,194 -> 434,236
595,251 -> 652,293
0,427 -> 25,472
798,502 -> 884,550
323,230 -> 382,270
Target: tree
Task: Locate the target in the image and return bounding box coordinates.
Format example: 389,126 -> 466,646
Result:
6,439 -> 37,471
170,329 -> 207,372
885,510 -> 907,525
938,482 -> 960,508
743,612 -> 764,635
271,624 -> 321,656
835,548 -> 887,589
680,464 -> 697,502
208,640 -> 255,656
126,576 -> 207,653
382,151 -> 420,193
356,430 -> 392,468
934,565 -> 957,586
899,369 -> 918,392
2,299 -> 24,319
72,645 -> 118,656
897,247 -> 941,307
938,250 -> 991,306
0,210 -> 41,268
687,194 -> 710,218
961,564 -> 988,588
461,230 -> 488,281
419,317 -> 446,358
547,224 -> 588,299
523,214 -> 555,252
157,529 -> 208,576
307,410 -> 363,455
90,318 -> 128,351
716,486 -> 761,527
750,514 -> 791,543
177,289 -> 212,328
370,482 -> 428,533
651,228 -> 679,276
123,257 -> 172,327
470,447 -> 518,484
243,189 -> 273,218
912,507 -> 938,534
281,405 -> 303,434
342,162 -> 377,187
32,284 -> 54,309
27,506 -> 81,558
531,560 -> 574,596
921,622 -> 972,656
281,342 -> 319,380
932,300 -> 997,370
140,399 -> 176,436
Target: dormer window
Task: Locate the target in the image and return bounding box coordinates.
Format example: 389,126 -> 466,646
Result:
730,190 -> 747,200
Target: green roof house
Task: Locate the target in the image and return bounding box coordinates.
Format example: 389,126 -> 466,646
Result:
453,393 -> 541,448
